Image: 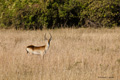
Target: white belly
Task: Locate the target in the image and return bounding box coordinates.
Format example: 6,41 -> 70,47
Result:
33,50 -> 45,55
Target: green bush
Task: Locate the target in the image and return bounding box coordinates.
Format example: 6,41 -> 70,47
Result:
0,0 -> 120,29
82,0 -> 120,27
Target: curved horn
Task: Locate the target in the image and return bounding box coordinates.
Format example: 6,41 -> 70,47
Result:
49,33 -> 52,40
44,33 -> 47,40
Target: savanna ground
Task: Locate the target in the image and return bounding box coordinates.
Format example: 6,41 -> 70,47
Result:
0,28 -> 120,80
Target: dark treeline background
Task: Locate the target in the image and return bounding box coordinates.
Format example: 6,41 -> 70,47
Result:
0,0 -> 120,30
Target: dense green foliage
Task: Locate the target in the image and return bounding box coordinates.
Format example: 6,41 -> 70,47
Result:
0,0 -> 120,29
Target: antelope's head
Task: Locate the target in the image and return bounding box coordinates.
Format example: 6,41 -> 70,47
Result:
44,33 -> 52,46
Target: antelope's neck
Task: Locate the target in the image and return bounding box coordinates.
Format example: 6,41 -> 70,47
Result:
45,42 -> 50,51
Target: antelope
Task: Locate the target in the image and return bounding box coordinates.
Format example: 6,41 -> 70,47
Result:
26,33 -> 52,59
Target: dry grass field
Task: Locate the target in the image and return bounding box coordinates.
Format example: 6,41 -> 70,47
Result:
0,28 -> 120,80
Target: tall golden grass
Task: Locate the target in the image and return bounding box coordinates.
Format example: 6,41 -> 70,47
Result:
0,28 -> 120,80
